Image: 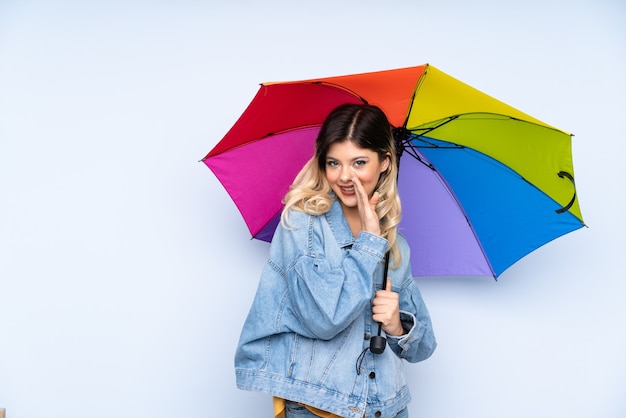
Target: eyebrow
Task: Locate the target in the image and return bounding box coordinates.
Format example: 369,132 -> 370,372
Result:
325,155 -> 370,161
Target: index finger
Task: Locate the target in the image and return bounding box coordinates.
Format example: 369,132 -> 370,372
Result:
350,170 -> 368,206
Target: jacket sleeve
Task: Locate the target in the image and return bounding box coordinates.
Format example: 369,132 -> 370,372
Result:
385,236 -> 437,363
272,211 -> 388,341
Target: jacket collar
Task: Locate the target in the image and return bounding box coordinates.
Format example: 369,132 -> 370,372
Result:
325,194 -> 355,248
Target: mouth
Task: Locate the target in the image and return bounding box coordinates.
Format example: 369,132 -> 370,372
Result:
339,185 -> 355,195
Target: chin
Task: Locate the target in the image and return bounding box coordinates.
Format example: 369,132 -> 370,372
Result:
337,196 -> 357,208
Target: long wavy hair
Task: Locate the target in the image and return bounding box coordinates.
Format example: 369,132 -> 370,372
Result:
281,103 -> 402,267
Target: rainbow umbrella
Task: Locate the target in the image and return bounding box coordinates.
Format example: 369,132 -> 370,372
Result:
202,64 -> 585,279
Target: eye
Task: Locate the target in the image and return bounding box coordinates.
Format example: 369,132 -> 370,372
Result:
353,159 -> 367,168
326,160 -> 339,168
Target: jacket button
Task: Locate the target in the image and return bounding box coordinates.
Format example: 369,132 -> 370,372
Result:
369,371 -> 376,379
364,333 -> 371,340
375,411 -> 382,417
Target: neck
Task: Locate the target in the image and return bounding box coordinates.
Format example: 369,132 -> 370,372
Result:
341,205 -> 361,238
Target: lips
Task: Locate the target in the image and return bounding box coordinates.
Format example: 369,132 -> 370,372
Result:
339,185 -> 355,195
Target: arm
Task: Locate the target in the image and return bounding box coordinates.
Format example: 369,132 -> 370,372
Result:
276,217 -> 388,340
384,238 -> 437,363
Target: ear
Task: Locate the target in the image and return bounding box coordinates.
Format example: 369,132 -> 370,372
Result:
380,152 -> 391,173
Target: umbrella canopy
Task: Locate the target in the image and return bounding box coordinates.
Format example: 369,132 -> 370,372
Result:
203,64 -> 584,279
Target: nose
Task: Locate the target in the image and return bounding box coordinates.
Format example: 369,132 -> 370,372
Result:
340,166 -> 352,182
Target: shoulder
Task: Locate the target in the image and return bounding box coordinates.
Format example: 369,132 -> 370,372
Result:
270,208 -> 327,265
391,232 -> 414,287
273,208 -> 317,248
282,207 -> 315,231
396,231 -> 411,257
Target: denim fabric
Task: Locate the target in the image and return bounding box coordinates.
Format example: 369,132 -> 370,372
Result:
235,197 -> 436,418
285,400 -> 409,418
393,407 -> 409,418
285,400 -> 319,417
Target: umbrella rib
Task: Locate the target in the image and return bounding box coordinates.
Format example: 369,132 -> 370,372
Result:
262,123 -> 322,138
408,149 -> 497,278
393,125 -> 495,276
309,81 -> 369,104
402,141 -> 434,170
409,115 -> 461,139
203,124 -> 323,160
393,126 -> 463,171
401,63 -> 431,129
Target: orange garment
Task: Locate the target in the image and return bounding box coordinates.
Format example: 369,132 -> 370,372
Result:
273,397 -> 343,418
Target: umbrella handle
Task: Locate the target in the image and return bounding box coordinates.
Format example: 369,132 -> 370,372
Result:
556,171 -> 576,214
370,252 -> 390,355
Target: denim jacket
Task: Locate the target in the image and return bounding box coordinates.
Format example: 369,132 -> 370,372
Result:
235,197 -> 436,418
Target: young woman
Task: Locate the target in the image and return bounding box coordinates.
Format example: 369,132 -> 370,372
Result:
235,104 -> 437,418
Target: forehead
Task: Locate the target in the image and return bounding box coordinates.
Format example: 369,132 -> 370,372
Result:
326,140 -> 377,158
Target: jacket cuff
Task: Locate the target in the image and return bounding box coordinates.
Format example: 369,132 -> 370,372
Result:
353,231 -> 388,261
386,311 -> 421,348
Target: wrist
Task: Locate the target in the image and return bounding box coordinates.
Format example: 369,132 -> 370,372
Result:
384,323 -> 405,337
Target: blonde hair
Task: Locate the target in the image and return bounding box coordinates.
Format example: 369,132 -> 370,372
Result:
281,104 -> 402,268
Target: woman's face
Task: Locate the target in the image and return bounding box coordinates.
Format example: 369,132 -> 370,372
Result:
324,140 -> 389,211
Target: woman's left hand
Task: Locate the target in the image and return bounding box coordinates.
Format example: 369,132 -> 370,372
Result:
372,278 -> 404,336
351,169 -> 381,236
